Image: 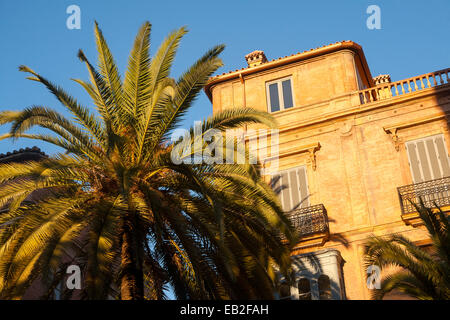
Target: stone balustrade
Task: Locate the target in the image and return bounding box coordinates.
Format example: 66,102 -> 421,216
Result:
359,68 -> 450,104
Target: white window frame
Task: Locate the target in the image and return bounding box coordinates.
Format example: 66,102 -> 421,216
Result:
266,76 -> 295,113
405,134 -> 450,183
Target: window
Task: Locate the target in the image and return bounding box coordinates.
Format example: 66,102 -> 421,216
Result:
298,278 -> 311,300
266,77 -> 294,113
318,275 -> 332,300
279,282 -> 291,300
271,166 -> 310,211
405,134 -> 450,183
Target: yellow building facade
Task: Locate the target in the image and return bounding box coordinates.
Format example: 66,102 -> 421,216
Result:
204,41 -> 450,300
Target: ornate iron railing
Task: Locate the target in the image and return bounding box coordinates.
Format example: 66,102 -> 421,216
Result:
397,176 -> 450,214
286,204 -> 329,236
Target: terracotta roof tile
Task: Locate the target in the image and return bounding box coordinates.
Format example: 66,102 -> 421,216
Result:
209,40 -> 354,80
0,147 -> 48,163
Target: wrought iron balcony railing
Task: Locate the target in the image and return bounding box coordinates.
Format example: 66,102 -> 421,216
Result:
286,204 -> 329,237
397,176 -> 450,215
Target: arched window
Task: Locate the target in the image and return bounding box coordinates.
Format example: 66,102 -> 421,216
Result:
279,283 -> 291,300
298,278 -> 311,300
318,275 -> 332,300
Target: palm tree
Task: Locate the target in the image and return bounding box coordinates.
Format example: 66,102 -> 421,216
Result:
0,21 -> 296,300
363,201 -> 450,300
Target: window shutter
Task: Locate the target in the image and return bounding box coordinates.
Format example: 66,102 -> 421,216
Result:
416,140 -> 432,181
272,166 -> 310,212
289,169 -> 300,210
272,173 -> 282,203
297,167 -> 310,208
406,142 -> 424,183
434,136 -> 450,177
280,172 -> 290,211
426,139 -> 441,179
406,134 -> 450,183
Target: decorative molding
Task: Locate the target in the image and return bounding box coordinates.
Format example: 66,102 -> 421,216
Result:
264,142 -> 321,171
290,232 -> 329,251
383,113 -> 449,151
384,127 -> 400,151
239,72 -> 244,84
307,143 -> 321,171
402,207 -> 450,227
339,120 -> 354,137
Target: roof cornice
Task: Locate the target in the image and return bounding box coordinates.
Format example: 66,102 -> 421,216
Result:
204,41 -> 373,101
0,147 -> 48,163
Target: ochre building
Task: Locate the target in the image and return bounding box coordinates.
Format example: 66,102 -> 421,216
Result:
204,41 -> 450,300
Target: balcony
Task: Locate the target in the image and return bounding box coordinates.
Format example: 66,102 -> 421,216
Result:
397,176 -> 450,226
286,204 -> 330,249
358,68 -> 450,105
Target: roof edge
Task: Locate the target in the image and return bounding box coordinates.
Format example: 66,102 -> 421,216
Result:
0,146 -> 48,163
204,41 -> 373,101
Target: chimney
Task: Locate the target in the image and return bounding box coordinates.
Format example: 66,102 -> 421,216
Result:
373,74 -> 391,85
245,50 -> 268,67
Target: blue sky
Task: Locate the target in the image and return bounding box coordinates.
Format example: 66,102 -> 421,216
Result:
1,0 -> 449,155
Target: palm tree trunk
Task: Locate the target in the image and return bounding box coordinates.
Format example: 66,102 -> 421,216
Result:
120,213 -> 144,300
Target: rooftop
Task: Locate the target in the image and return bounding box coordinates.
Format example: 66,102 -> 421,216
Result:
204,40 -> 373,100
0,147 -> 48,164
